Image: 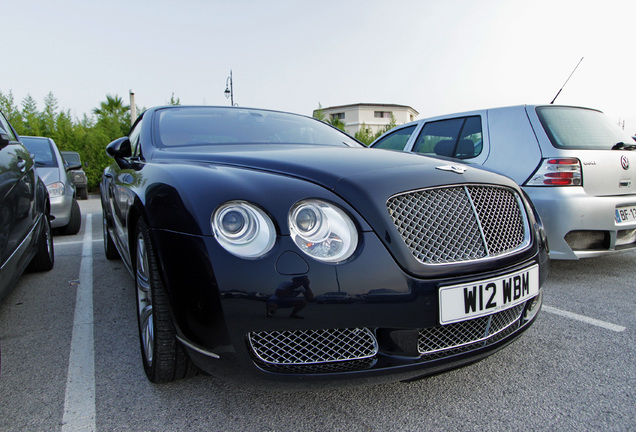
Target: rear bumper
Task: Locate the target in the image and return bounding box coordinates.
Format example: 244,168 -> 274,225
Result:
525,186 -> 636,259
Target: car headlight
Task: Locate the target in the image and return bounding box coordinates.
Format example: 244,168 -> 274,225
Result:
47,182 -> 65,198
212,201 -> 276,259
289,199 -> 358,263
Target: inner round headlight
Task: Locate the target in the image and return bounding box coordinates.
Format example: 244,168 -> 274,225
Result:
212,201 -> 275,259
288,199 -> 358,263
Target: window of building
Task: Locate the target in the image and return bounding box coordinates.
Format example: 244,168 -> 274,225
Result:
374,111 -> 392,118
331,113 -> 345,121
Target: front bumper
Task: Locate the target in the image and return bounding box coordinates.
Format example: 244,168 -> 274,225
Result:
49,193 -> 74,228
150,227 -> 547,388
525,186 -> 636,259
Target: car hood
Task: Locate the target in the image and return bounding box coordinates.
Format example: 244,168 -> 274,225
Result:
34,166 -> 61,186
152,144 -> 512,197
149,144 -> 535,278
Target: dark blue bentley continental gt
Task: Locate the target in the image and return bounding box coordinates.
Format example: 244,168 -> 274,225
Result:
101,106 -> 549,387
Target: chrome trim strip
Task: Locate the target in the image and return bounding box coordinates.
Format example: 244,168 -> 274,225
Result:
176,335 -> 220,359
464,185 -> 490,256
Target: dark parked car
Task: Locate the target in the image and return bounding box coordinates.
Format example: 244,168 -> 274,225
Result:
21,137 -> 82,235
60,151 -> 88,200
101,106 -> 549,388
0,111 -> 54,302
371,105 -> 636,260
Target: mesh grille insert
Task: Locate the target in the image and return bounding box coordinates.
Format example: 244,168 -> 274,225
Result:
418,303 -> 525,355
387,185 -> 528,264
248,328 -> 378,367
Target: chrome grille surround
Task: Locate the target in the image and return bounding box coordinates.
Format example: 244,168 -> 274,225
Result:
418,303 -> 525,356
387,185 -> 530,264
248,328 -> 378,369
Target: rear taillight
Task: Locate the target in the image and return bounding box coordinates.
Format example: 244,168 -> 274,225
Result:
525,158 -> 582,186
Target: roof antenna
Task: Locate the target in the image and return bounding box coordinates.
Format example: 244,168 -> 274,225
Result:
550,57 -> 584,104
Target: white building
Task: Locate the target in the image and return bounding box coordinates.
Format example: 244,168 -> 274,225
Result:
315,103 -> 419,136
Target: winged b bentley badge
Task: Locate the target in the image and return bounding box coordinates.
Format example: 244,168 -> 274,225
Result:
436,164 -> 468,174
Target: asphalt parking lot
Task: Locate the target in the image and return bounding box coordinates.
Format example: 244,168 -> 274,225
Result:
0,196 -> 634,431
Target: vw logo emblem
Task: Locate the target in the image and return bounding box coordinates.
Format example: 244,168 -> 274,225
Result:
621,155 -> 630,170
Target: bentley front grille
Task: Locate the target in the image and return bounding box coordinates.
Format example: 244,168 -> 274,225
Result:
387,185 -> 529,264
248,328 -> 378,372
418,303 -> 525,357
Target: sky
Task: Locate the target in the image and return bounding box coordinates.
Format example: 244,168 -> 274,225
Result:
3,0 -> 636,132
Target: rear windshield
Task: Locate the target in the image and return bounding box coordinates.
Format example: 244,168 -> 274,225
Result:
21,137 -> 58,167
154,107 -> 362,148
62,152 -> 80,164
536,106 -> 634,150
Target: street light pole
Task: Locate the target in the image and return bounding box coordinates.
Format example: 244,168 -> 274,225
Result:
224,70 -> 234,106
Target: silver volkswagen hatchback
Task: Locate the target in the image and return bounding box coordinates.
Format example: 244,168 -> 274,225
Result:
371,105 -> 636,260
20,136 -> 82,235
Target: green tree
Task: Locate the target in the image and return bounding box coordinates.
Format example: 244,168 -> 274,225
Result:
0,90 -> 24,131
169,93 -> 181,105
21,94 -> 42,136
313,103 -> 326,122
40,92 -> 59,139
93,94 -> 130,137
354,123 -> 376,145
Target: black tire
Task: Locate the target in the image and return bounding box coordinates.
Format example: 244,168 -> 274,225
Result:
26,215 -> 54,272
60,199 -> 81,235
134,219 -> 195,383
103,215 -> 120,260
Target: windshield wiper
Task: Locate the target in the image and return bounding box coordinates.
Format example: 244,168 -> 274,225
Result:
612,142 -> 636,150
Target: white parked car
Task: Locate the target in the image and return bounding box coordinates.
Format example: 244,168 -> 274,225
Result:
371,105 -> 636,260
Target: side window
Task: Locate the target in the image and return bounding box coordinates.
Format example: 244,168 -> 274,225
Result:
0,112 -> 18,142
412,116 -> 482,160
372,125 -> 417,150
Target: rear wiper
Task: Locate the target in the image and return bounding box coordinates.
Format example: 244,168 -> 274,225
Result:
612,142 -> 636,150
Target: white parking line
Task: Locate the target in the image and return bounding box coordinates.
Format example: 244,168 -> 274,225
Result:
62,214 -> 96,431
55,240 -> 101,246
543,305 -> 626,332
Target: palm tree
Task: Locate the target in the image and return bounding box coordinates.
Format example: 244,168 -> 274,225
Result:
93,94 -> 129,118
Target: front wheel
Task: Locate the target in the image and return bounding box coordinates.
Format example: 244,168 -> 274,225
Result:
103,215 -> 120,260
60,199 -> 81,235
134,219 -> 195,383
27,215 -> 54,272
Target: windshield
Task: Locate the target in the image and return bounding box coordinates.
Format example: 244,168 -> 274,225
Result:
154,107 -> 362,149
21,137 -> 58,167
536,106 -> 634,150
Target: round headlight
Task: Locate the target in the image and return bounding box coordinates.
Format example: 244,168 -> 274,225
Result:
212,201 -> 276,259
288,200 -> 358,263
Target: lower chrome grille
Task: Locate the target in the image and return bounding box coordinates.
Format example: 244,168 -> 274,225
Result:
248,304 -> 527,374
248,328 -> 378,368
418,304 -> 525,356
387,185 -> 529,264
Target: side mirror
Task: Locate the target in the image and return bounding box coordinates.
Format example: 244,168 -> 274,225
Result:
106,137 -> 132,169
0,127 -> 10,149
106,137 -> 132,158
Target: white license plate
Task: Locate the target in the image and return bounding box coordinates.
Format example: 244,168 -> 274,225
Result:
439,265 -> 539,325
615,206 -> 636,224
